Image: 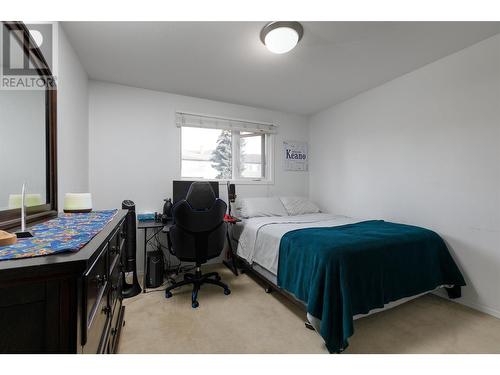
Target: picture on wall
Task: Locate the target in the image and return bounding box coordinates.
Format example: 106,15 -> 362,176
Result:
283,141 -> 308,171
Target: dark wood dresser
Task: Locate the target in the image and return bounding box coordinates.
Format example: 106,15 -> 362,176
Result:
0,209 -> 128,354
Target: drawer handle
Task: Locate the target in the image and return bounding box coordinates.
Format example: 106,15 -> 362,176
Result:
96,274 -> 107,286
111,328 -> 117,336
120,231 -> 126,239
110,245 -> 120,255
102,306 -> 111,315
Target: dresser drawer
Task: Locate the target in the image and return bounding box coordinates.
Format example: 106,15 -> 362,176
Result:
108,220 -> 125,272
82,244 -> 108,346
82,287 -> 110,354
108,300 -> 125,353
108,229 -> 120,271
108,258 -> 122,309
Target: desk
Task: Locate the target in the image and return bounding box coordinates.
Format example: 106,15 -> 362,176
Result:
139,219 -> 238,284
137,220 -> 169,293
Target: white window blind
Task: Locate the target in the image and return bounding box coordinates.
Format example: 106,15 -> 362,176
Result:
176,112 -> 277,134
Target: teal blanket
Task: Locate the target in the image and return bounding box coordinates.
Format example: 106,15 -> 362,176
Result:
277,220 -> 465,353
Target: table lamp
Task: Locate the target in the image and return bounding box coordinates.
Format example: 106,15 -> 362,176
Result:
63,193 -> 93,213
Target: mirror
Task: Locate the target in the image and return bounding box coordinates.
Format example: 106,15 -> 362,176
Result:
0,90 -> 47,210
0,21 -> 57,229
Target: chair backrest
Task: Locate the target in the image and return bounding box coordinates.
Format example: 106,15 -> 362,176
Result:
170,182 -> 227,263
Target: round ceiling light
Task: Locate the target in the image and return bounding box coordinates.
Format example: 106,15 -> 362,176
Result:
260,22 -> 304,54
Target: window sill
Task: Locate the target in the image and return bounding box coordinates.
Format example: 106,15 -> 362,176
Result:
180,178 -> 274,185
229,179 -> 274,185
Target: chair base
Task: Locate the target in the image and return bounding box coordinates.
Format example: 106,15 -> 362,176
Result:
165,267 -> 230,308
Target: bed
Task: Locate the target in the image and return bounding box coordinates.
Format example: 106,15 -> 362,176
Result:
232,211 -> 465,353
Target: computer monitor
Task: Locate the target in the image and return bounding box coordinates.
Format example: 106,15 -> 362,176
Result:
172,180 -> 219,204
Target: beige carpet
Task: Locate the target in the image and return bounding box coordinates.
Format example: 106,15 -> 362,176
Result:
118,264 -> 500,354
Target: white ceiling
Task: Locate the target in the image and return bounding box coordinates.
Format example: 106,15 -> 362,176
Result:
62,22 -> 500,115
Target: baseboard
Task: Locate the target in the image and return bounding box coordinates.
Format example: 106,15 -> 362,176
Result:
432,290 -> 500,319
456,298 -> 500,319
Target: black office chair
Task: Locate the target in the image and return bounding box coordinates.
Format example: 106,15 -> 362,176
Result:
165,182 -> 231,308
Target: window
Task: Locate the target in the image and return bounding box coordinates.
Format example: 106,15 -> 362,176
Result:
239,132 -> 266,178
181,127 -> 232,180
178,112 -> 274,182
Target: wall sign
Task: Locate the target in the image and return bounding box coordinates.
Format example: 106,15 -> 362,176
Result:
283,141 -> 308,171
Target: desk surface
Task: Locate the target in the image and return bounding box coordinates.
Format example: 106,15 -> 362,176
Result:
137,220 -> 167,230
138,217 -> 241,230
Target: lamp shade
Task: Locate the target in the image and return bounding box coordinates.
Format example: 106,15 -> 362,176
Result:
63,193 -> 93,213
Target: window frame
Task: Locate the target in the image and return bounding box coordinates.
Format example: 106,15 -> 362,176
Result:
232,130 -> 270,181
178,121 -> 274,185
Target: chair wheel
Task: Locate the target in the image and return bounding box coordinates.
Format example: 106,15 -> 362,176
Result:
165,291 -> 172,298
224,288 -> 231,295
192,301 -> 199,308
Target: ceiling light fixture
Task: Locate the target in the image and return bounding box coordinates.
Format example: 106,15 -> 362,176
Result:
260,21 -> 303,54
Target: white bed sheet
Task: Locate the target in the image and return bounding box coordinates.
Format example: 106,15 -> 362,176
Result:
236,213 -> 360,275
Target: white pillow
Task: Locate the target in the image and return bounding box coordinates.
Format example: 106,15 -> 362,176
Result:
280,197 -> 320,216
237,197 -> 288,218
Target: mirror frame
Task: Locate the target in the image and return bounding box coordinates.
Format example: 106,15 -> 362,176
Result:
0,21 -> 57,230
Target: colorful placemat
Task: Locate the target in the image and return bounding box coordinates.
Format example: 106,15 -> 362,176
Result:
0,210 -> 117,261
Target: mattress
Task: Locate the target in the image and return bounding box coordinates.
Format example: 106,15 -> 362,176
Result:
235,214 -> 445,332
236,213 -> 360,274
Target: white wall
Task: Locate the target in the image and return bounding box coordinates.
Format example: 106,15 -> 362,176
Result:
88,81 -> 309,211
56,24 -> 89,209
88,81 -> 309,270
309,34 -> 500,317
